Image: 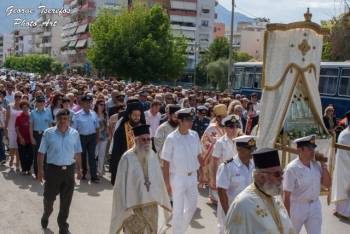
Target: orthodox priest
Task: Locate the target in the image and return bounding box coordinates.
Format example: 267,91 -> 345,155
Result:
109,124 -> 172,234
332,111 -> 350,220
224,148 -> 295,234
110,100 -> 146,185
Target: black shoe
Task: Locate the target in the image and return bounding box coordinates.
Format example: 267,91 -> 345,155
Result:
41,216 -> 48,229
91,177 -> 100,183
59,228 -> 71,234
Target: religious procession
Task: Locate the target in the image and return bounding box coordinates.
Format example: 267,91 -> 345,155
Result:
1,3 -> 350,234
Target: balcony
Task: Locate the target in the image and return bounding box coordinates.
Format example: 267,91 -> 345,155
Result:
78,32 -> 90,40
76,24 -> 89,34
80,16 -> 93,25
40,42 -> 52,48
64,0 -> 73,4
79,1 -> 96,12
62,50 -> 77,55
43,31 -> 52,37
171,1 -> 197,11
168,9 -> 197,17
70,0 -> 78,7
63,21 -> 79,30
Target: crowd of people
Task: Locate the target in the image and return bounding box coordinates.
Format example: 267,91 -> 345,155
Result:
0,73 -> 349,234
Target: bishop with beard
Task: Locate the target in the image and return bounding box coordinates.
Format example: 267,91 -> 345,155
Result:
224,148 -> 295,234
109,124 -> 172,234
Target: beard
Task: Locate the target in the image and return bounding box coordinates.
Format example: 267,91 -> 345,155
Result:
261,181 -> 282,196
168,119 -> 178,127
135,143 -> 152,159
129,119 -> 140,127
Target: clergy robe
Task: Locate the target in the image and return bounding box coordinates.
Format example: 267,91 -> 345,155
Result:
331,127 -> 350,218
109,149 -> 172,234
224,184 -> 295,234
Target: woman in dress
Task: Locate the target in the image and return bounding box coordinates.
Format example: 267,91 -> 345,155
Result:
5,91 -> 23,170
49,93 -> 63,124
94,100 -> 109,176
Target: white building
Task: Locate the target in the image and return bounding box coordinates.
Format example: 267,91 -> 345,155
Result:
61,0 -> 121,68
225,18 -> 269,61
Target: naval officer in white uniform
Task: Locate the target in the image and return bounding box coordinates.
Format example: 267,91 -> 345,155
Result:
283,135 -> 331,234
161,107 -> 202,234
216,135 -> 256,233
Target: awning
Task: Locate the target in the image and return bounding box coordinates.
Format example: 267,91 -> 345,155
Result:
76,24 -> 88,34
68,40 -> 77,47
75,39 -> 87,48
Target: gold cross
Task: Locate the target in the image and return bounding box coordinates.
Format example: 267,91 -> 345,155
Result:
144,176 -> 151,192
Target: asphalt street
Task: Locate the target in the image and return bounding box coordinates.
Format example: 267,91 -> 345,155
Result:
0,164 -> 349,234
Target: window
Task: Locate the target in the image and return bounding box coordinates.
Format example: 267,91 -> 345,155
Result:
339,69 -> 350,96
233,67 -> 244,89
319,68 -> 338,95
201,20 -> 209,27
202,9 -> 210,14
242,67 -> 254,88
254,67 -> 262,88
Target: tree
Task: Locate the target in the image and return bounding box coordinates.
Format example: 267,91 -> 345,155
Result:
196,37 -> 253,87
206,59 -> 228,91
321,13 -> 350,61
4,54 -> 62,75
87,5 -> 187,83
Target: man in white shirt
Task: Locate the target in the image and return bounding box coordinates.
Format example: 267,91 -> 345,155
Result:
283,135 -> 331,234
216,135 -> 256,233
144,100 -> 161,138
161,108 -> 202,234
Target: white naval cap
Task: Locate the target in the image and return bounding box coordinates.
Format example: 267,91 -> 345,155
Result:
234,135 -> 257,149
175,107 -> 196,119
197,105 -> 208,112
293,134 -> 317,148
221,114 -> 240,127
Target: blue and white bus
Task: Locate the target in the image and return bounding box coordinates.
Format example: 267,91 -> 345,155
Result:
233,61 -> 350,118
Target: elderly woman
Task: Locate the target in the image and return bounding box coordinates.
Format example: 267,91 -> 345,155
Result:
15,100 -> 34,175
323,105 -> 337,135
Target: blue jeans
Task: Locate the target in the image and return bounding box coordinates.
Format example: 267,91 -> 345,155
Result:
0,129 -> 5,161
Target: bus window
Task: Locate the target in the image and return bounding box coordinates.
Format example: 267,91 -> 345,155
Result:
319,68 -> 338,95
339,69 -> 350,96
243,67 -> 254,88
254,67 -> 262,89
233,67 -> 244,89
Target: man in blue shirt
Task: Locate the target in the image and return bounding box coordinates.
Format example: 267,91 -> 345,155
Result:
30,95 -> 53,178
37,109 -> 82,234
72,95 -> 100,182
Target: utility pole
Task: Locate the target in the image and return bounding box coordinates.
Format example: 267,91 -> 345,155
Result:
227,0 -> 235,91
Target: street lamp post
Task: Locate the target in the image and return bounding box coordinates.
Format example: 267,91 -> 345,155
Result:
193,42 -> 199,87
227,0 -> 235,91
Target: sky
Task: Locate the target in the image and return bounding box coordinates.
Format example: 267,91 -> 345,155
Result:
219,0 -> 347,23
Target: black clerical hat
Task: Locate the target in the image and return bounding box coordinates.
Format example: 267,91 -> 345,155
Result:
252,148 -> 280,169
133,124 -> 150,137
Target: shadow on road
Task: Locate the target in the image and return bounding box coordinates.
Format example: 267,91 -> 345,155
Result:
1,167 -> 44,196
75,176 -> 113,197
190,208 -> 206,229
1,164 -> 113,197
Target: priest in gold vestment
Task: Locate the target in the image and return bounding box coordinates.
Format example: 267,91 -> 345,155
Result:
109,125 -> 172,234
224,148 -> 295,234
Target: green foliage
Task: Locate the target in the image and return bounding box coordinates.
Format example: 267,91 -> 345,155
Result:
196,37 -> 253,88
4,54 -> 62,75
321,14 -> 350,61
206,59 -> 228,91
87,5 -> 187,83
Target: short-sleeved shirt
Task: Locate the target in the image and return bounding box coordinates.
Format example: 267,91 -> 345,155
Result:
216,157 -> 254,200
72,109 -> 100,135
212,134 -> 237,162
283,158 -> 322,202
161,129 -> 202,174
15,112 -> 31,144
38,126 -> 82,166
30,108 -> 52,131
